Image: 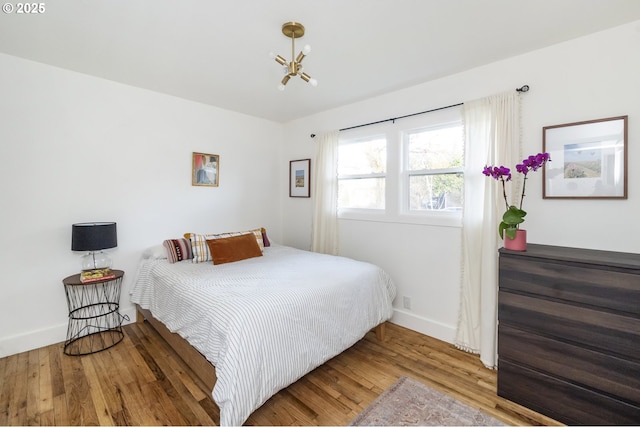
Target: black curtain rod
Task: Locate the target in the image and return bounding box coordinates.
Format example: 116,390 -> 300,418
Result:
310,85 -> 529,138
338,102 -> 463,132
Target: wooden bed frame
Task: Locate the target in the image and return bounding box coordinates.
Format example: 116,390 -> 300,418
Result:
135,304 -> 387,394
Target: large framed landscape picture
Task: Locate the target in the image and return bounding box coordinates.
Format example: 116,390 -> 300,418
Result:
543,116 -> 627,199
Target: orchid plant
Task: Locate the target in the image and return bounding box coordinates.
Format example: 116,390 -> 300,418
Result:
483,152 -> 551,240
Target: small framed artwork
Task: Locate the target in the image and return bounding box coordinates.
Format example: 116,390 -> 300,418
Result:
289,159 -> 311,197
192,152 -> 219,187
543,116 -> 627,199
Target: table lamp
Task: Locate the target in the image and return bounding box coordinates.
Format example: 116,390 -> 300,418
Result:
71,222 -> 117,272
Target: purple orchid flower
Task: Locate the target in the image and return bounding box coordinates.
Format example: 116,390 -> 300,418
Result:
483,152 -> 551,239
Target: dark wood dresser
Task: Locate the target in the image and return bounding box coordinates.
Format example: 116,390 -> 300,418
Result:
497,244 -> 640,425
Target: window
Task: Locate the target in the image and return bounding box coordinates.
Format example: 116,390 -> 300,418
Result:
404,123 -> 464,212
338,107 -> 464,225
337,136 -> 386,209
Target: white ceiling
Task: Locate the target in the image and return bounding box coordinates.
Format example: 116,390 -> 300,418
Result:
1,1 -> 640,123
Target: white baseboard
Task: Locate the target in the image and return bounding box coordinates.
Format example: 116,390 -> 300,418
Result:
389,309 -> 456,344
0,323 -> 67,358
0,306 -> 138,358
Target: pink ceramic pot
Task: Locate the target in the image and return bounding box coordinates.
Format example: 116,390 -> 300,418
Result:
504,229 -> 527,251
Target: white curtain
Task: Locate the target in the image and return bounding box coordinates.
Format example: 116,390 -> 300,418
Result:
455,92 -> 522,368
311,131 -> 339,255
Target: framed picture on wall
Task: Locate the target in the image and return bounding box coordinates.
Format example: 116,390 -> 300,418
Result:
543,116 -> 627,199
289,159 -> 310,197
192,152 -> 219,187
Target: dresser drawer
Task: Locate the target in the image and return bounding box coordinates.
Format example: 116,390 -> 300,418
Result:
498,324 -> 640,404
498,360 -> 640,425
499,291 -> 640,361
499,256 -> 640,315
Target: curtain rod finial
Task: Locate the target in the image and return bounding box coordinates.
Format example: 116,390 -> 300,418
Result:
517,85 -> 530,93
310,133 -> 316,138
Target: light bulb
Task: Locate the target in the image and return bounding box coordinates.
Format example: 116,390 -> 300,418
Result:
310,78 -> 318,87
269,51 -> 276,59
277,84 -> 285,91
302,44 -> 311,55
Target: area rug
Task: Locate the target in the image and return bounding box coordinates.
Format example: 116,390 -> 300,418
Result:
350,376 -> 505,426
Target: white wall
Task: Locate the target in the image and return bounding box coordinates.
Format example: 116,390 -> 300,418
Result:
0,54 -> 284,357
281,21 -> 640,343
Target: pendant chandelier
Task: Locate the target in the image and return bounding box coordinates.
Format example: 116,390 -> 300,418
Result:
271,21 -> 317,91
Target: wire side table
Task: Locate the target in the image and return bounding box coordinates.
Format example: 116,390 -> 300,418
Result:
62,270 -> 127,356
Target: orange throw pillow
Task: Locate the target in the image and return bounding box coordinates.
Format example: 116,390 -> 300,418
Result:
206,233 -> 263,265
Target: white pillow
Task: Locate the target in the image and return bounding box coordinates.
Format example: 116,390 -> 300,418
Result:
142,244 -> 167,260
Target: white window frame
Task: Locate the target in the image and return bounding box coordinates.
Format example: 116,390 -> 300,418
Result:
400,120 -> 464,218
337,130 -> 388,217
338,107 -> 463,227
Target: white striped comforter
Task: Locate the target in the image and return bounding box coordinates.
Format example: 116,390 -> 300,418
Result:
130,244 -> 396,426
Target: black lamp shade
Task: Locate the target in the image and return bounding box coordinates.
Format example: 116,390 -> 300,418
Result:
71,222 -> 117,251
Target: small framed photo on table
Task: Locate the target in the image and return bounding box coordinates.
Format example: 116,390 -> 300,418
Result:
543,116 -> 627,199
289,159 -> 310,198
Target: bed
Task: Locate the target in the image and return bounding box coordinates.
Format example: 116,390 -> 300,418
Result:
130,241 -> 396,426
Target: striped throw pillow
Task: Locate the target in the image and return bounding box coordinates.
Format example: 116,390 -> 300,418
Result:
185,228 -> 264,263
162,238 -> 193,263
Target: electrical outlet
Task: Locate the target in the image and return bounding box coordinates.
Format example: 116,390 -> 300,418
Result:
403,296 -> 412,310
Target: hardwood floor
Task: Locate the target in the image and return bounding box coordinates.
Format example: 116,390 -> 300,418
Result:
0,321 -> 561,426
